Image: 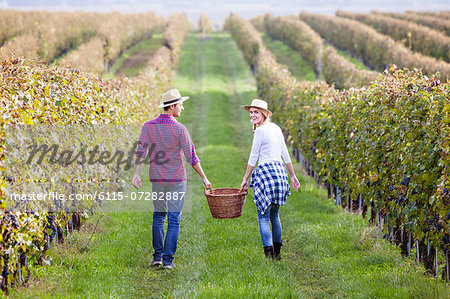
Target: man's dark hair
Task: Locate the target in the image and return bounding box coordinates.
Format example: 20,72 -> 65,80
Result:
164,103 -> 177,111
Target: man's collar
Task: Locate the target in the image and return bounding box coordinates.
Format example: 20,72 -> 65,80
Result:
158,114 -> 177,121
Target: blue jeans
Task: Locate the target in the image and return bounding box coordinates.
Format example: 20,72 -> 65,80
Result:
257,203 -> 282,247
152,181 -> 186,265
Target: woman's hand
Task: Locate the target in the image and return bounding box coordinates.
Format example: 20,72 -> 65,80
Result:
291,176 -> 300,192
203,177 -> 212,190
240,178 -> 249,192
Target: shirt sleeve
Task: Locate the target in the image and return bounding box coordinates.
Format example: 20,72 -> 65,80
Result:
281,138 -> 292,164
248,128 -> 263,167
135,123 -> 149,160
279,126 -> 292,164
180,125 -> 200,166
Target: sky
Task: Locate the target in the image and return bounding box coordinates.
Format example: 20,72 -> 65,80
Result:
2,0 -> 450,27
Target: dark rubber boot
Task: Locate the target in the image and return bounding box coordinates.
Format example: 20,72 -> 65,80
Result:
264,246 -> 274,259
273,242 -> 282,260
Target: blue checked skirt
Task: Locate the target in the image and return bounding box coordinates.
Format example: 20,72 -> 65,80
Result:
249,162 -> 291,214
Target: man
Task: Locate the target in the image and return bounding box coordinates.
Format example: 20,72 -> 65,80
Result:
132,88 -> 211,269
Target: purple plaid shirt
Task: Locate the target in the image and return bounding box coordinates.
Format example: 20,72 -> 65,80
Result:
136,114 -> 199,186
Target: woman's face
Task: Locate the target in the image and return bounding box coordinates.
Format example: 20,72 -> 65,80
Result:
249,108 -> 264,125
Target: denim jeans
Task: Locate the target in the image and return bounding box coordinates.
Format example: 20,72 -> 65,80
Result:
152,181 -> 186,265
257,203 -> 282,247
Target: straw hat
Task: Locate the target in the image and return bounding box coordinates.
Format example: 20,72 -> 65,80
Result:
157,89 -> 189,108
243,99 -> 272,117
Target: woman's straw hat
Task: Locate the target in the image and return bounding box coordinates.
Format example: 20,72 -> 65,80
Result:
243,99 -> 272,117
158,89 -> 189,108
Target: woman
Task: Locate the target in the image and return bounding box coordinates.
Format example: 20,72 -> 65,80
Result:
240,99 -> 300,260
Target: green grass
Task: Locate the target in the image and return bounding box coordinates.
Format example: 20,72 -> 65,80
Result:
10,32 -> 450,298
171,32 -> 302,297
282,174 -> 449,298
261,33 -> 317,81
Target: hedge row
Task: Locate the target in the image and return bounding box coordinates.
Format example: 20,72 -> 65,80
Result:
226,13 -> 450,277
300,11 -> 450,81
0,57 -> 119,293
60,12 -> 164,73
321,46 -> 380,89
0,10 -> 46,46
59,37 -> 106,74
406,11 -> 450,20
224,13 -> 262,71
198,13 -> 213,35
115,13 -> 191,124
337,10 -> 450,62
98,12 -> 164,68
0,11 -> 101,62
263,14 -> 379,89
0,11 -> 164,69
250,15 -> 265,32
264,15 -> 322,73
375,11 -> 450,36
0,13 -> 189,294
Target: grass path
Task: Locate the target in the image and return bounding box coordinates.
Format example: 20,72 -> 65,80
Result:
261,33 -> 374,83
261,33 -> 317,81
172,32 -> 303,297
10,32 -> 450,298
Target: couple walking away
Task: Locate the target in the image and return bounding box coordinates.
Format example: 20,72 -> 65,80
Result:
132,89 -> 300,269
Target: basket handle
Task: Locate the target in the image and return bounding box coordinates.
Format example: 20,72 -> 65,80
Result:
204,186 -> 212,194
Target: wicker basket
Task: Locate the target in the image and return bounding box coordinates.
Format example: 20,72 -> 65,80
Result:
204,188 -> 247,219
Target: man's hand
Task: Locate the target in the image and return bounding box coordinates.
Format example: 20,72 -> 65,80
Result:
132,174 -> 142,190
203,177 -> 212,190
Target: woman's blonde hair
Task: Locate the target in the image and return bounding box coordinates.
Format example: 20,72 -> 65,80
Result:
252,108 -> 271,132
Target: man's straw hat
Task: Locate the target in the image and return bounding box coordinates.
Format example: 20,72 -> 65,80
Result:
243,99 -> 272,117
158,89 -> 189,108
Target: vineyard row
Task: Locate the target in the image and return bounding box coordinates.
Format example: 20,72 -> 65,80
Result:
252,14 -> 379,89
0,13 -> 190,294
300,11 -> 450,81
336,11 -> 450,62
225,12 -> 450,281
0,10 -> 165,71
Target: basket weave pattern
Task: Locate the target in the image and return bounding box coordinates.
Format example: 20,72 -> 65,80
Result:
204,188 -> 247,219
